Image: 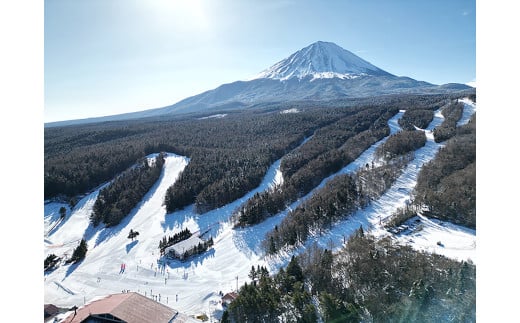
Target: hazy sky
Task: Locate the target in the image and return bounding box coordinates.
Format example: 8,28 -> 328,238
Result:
44,0 -> 476,122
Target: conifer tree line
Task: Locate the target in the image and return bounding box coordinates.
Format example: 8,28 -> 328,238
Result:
396,95 -> 447,131
375,130 -> 426,160
158,228 -> 192,254
398,109 -> 435,130
433,100 -> 464,142
180,237 -> 214,260
90,153 -> 166,227
67,239 -> 88,264
224,229 -> 475,322
384,204 -> 418,231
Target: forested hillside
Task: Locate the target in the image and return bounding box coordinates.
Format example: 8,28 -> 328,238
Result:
45,107 -> 342,208
263,129 -> 425,254
224,229 -> 475,322
415,113 -> 476,228
45,94 -> 452,215
234,105 -> 398,227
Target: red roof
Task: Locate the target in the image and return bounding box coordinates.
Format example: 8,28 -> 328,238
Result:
222,291 -> 238,302
61,292 -> 179,323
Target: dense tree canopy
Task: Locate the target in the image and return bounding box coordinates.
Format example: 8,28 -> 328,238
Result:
234,106 -> 398,227
45,93 -> 462,218
433,100 -> 464,143
415,113 -> 476,228
375,130 -> 426,160
226,229 -> 475,322
399,109 -> 435,130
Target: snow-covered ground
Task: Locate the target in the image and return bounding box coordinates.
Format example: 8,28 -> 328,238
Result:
44,99 -> 476,320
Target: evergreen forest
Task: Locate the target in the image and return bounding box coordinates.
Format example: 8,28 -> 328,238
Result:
44,92 -> 476,321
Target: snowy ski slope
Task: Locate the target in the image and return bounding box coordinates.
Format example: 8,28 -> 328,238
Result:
44,98 -> 476,320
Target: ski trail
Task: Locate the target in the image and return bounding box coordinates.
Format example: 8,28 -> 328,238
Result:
457,97 -> 476,126
296,110 -> 404,206
268,100 -> 476,269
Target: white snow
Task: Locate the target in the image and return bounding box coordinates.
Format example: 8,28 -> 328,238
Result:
280,108 -> 300,114
44,99 -> 476,319
457,97 -> 476,126
393,214 -> 476,264
197,114 -> 227,120
253,41 -> 388,81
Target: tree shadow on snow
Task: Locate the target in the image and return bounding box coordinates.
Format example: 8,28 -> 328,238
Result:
126,240 -> 139,253
162,248 -> 216,271
139,154 -> 169,206
63,260 -> 83,280
160,206 -> 197,232
232,210 -> 289,257
85,170 -> 165,248
45,202 -> 76,238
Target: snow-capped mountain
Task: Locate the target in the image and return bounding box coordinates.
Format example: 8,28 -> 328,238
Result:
254,41 -> 392,81
46,41 -> 472,127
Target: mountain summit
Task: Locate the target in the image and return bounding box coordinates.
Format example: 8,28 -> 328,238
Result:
255,41 -> 392,81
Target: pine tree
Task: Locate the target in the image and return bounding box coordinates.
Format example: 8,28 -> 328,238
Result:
248,265 -> 257,282
128,229 -> 139,241
69,239 -> 88,263
221,310 -> 230,323
59,206 -> 67,219
286,255 -> 304,282
268,236 -> 277,254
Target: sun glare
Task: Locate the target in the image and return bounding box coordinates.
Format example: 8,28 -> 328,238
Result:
146,0 -> 210,32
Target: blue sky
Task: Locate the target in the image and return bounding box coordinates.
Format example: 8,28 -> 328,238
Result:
44,0 -> 475,122
44,0 -> 476,122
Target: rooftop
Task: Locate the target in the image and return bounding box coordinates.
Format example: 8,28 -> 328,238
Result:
61,292 -> 194,323
165,235 -> 204,256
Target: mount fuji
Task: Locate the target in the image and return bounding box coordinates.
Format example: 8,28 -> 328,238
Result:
47,41 -> 472,126
254,41 -> 392,81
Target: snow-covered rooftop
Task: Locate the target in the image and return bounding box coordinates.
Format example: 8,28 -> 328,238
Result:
164,235 -> 205,257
